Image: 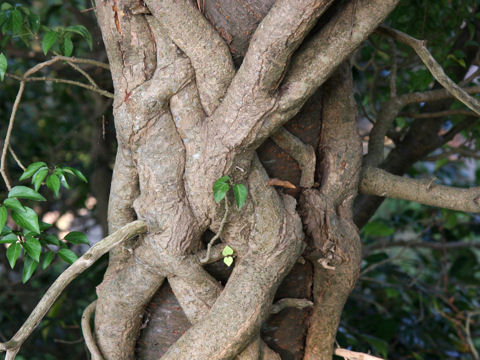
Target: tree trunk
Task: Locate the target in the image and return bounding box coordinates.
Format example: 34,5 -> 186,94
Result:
91,0 -> 400,359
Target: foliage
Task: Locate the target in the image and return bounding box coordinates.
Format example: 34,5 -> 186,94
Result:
2,163 -> 89,283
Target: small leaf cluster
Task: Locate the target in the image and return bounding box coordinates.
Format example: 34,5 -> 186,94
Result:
1,162 -> 89,283
212,176 -> 247,209
0,2 -> 93,80
222,245 -> 234,267
20,161 -> 87,197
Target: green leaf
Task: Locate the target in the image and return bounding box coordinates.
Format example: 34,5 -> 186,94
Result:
22,255 -> 38,283
213,177 -> 230,203
64,231 -> 89,245
363,221 -> 394,238
29,13 -> 40,32
65,25 -> 92,50
3,197 -> 24,212
233,184 -> 247,209
0,52 -> 6,81
32,167 -> 48,191
0,205 -> 7,230
9,185 -> 46,201
0,3 -> 12,10
59,174 -> 69,189
6,242 -> 21,268
73,168 -> 87,183
361,334 -> 389,358
58,248 -> 78,264
0,232 -> 17,244
41,251 -> 54,270
213,182 -> 229,203
9,8 -> 22,34
19,161 -> 46,181
24,237 -> 41,262
46,174 -> 60,197
223,256 -> 234,267
43,234 -> 59,246
39,221 -> 52,231
62,36 -> 73,56
11,207 -> 40,234
222,245 -> 234,256
42,30 -> 58,55
216,176 -> 230,184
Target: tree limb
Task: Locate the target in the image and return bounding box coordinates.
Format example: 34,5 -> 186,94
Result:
211,0 -> 334,148
0,220 -> 146,357
144,0 -> 235,115
258,0 -> 401,142
271,127 -> 316,187
270,298 -> 313,314
335,347 -> 385,360
376,25 -> 480,116
360,167 -> 480,213
81,301 -> 104,360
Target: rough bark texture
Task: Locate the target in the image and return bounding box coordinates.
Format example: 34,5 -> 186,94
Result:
91,0 -> 400,359
300,62 -> 363,359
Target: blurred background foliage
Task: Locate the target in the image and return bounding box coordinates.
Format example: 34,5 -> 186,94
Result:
0,0 -> 479,359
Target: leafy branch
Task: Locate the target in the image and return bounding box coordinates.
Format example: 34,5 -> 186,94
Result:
1,162 -> 89,283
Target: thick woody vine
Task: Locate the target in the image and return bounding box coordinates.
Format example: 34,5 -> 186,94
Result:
1,1 -> 480,360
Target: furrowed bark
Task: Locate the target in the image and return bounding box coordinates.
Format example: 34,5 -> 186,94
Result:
94,4 -> 204,358
300,62 -> 362,359
161,158 -> 304,360
256,0 -> 401,143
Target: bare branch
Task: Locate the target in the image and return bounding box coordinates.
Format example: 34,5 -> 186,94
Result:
360,167 -> 480,213
377,25 -> 480,116
399,85 -> 480,105
201,198 -> 229,263
81,301 -> 103,360
144,0 -> 235,115
366,240 -> 480,253
335,347 -> 385,360
8,147 -> 25,171
0,220 -> 146,356
400,109 -> 478,119
271,127 -> 316,187
1,81 -> 25,190
258,0 -> 400,141
6,74 -> 114,98
211,0 -> 335,147
270,298 -> 313,314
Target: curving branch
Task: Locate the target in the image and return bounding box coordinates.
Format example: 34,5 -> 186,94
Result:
376,25 -> 480,116
210,0 -> 335,148
271,127 -> 316,187
144,0 -> 235,115
335,347 -> 385,360
0,221 -> 146,357
360,167 -> 480,213
270,298 -> 313,314
81,301 -> 104,360
257,0 -> 401,142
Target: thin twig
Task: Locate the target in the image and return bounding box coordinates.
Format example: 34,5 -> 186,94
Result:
1,81 -> 25,190
201,198 -> 229,263
65,60 -> 100,88
270,298 -> 313,315
8,146 -> 25,171
466,311 -> 480,360
0,221 -> 146,356
81,301 -> 104,360
6,74 -> 114,98
335,347 -> 385,360
400,109 -> 478,119
377,25 -> 480,116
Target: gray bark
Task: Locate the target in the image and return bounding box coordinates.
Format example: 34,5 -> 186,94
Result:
91,0 -> 400,359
